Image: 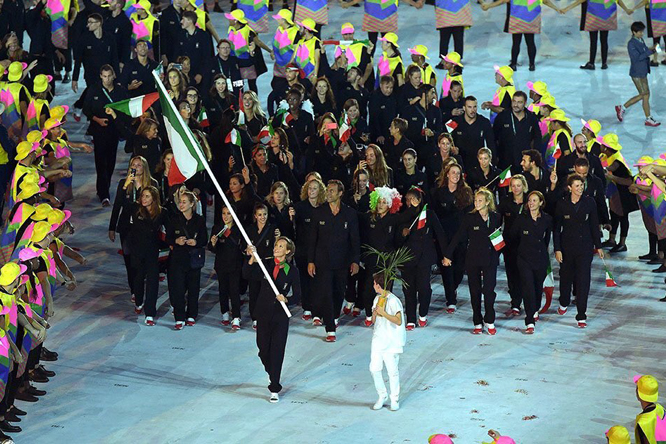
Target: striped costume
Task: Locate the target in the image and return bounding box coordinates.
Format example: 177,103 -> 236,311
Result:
237,0 -> 269,33
46,0 -> 77,50
647,0 -> 666,39
581,0 -> 617,32
435,0 -> 473,29
506,0 -> 542,34
363,0 -> 399,33
272,24 -> 299,77
294,0 -> 329,25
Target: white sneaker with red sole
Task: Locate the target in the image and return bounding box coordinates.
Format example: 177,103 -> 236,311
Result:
302,311 -> 312,321
325,333 -> 336,342
418,317 -> 427,328
557,306 -> 568,315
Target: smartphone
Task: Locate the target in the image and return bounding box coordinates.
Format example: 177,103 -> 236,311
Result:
131,168 -> 137,175
172,63 -> 183,70
326,122 -> 338,130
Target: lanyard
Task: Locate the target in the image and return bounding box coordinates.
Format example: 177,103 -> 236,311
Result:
102,87 -> 113,104
510,112 -> 517,135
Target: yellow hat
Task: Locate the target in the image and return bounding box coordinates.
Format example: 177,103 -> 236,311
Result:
636,156 -> 654,166
341,22 -> 354,34
408,45 -> 429,59
441,51 -> 463,67
17,182 -> 44,201
536,93 -> 557,109
379,32 -> 399,48
634,375 -> 659,402
581,118 -> 601,135
545,108 -> 570,123
225,9 -> 247,24
15,141 -> 40,161
43,117 -> 63,131
32,203 -> 54,221
33,74 -> 53,94
0,262 -> 27,287
26,129 -> 47,144
7,61 -> 26,82
30,221 -> 55,243
298,18 -> 318,33
494,64 -> 514,83
605,425 -> 630,444
597,133 -> 622,152
48,209 -> 72,228
526,80 -> 548,96
50,105 -> 70,121
272,9 -> 293,25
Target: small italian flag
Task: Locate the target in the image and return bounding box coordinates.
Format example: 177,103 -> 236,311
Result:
498,166 -> 512,187
225,128 -> 241,146
489,228 -> 505,251
153,71 -> 205,186
552,144 -> 562,160
604,264 -> 618,287
445,119 -> 458,133
540,261 -> 554,313
339,111 -> 351,143
197,108 -> 209,128
105,92 -> 159,117
257,126 -> 271,145
416,204 -> 427,230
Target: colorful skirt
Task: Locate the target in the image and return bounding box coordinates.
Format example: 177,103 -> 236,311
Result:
647,5 -> 666,39
0,335 -> 10,401
294,0 -> 329,25
580,1 -> 618,32
363,2 -> 398,33
435,0 -> 473,28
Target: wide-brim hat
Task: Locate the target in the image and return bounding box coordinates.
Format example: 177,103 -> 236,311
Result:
605,425 -> 631,444
33,74 -> 54,94
597,133 -> 623,152
272,9 -> 293,25
0,262 -> 28,287
544,108 -> 570,123
408,45 -> 429,59
341,22 -> 354,35
494,64 -> 514,83
526,80 -> 548,96
580,118 -> 601,135
17,182 -> 46,201
298,18 -> 318,33
43,117 -> 64,131
440,51 -> 463,67
379,32 -> 399,48
225,9 -> 247,23
7,61 -> 27,82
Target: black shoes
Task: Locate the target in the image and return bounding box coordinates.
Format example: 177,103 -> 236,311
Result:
652,265 -> 666,273
580,62 -> 595,70
609,244 -> 627,253
601,63 -> 608,70
14,391 -> 38,403
25,386 -> 46,397
40,347 -> 58,362
639,253 -> 659,261
0,420 -> 21,433
509,63 -> 517,71
62,72 -> 71,84
35,365 -> 55,377
529,64 -> 535,71
4,411 -> 20,423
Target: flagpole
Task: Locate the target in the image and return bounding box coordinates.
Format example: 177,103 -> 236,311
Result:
485,174 -> 501,188
152,71 -> 292,318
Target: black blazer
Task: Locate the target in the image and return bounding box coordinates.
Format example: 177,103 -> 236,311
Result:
445,211 -> 503,268
510,212 -> 552,270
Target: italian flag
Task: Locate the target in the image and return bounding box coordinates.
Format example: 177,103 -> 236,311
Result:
489,228 -> 505,251
540,261 -> 554,313
498,166 -> 512,187
197,108 -> 209,128
339,111 -> 351,143
106,92 -> 159,117
257,125 -> 271,145
153,71 -> 205,186
445,119 -> 458,133
416,204 -> 427,230
604,265 -> 618,287
552,144 -> 562,160
225,128 -> 241,146
237,91 -> 245,125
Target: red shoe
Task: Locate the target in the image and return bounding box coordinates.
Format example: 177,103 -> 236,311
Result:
487,328 -> 497,335
446,305 -> 456,314
221,320 -> 231,326
174,322 -> 184,330
472,326 -> 483,335
364,318 -> 373,327
352,308 -> 362,317
131,294 -> 136,303
312,317 -> 322,326
134,305 -> 143,315
406,323 -> 415,331
73,112 -> 81,122
185,318 -> 196,326
302,311 -> 312,321
145,317 -> 155,326
577,320 -> 587,328
342,303 -> 353,315
418,317 -> 427,328
534,313 -> 540,322
325,333 -> 336,342
557,306 -> 568,315
615,105 -> 625,122
525,324 -> 535,335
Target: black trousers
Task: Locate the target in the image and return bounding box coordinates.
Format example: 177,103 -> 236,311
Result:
315,267 -> 348,332
438,243 -> 465,306
558,251 -> 593,321
295,256 -> 312,311
503,248 -> 522,309
93,133 -> 120,200
168,261 -> 202,322
132,253 -> 159,315
120,234 -> 136,295
54,45 -> 73,73
511,33 -> 536,65
402,265 -> 433,324
589,30 -> 609,64
256,307 -> 289,393
517,257 -> 546,326
610,212 -> 630,238
217,269 -> 241,318
439,26 -> 465,58
248,278 -> 263,321
467,264 -> 498,325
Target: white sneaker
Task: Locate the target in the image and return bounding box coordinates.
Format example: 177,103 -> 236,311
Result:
221,312 -> 230,324
231,318 -> 241,330
390,400 -> 400,411
373,395 -> 388,410
646,116 -> 661,127
270,392 -> 279,403
334,318 -> 339,327
253,320 -> 258,330
144,316 -> 155,326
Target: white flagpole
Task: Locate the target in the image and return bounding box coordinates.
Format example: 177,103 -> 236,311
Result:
152,71 -> 291,318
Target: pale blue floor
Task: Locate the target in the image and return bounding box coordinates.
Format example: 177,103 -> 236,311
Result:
15,2 -> 666,443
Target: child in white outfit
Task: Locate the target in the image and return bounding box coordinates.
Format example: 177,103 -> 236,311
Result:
370,275 -> 407,411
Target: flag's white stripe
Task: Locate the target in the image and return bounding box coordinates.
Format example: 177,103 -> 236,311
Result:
128,97 -> 144,117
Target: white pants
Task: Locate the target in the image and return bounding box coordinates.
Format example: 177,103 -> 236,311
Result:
369,351 -> 400,402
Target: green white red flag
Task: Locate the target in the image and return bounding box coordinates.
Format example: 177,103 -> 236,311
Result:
498,167 -> 512,187
105,92 -> 158,117
489,228 -> 505,251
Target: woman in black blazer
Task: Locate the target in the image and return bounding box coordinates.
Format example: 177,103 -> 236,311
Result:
444,187 -> 503,335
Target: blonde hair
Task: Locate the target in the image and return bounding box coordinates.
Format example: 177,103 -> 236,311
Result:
128,156 -> 153,191
267,181 -> 292,207
510,174 -> 528,193
473,187 -> 496,213
243,91 -> 266,119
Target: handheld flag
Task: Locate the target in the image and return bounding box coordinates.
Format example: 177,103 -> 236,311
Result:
445,119 -> 458,133
416,204 -> 427,230
604,264 -> 618,287
105,92 -> 159,118
489,228 -> 505,251
225,128 -> 241,146
197,108 -> 209,128
498,167 -> 512,187
339,111 -> 351,143
257,126 -> 271,145
540,261 -> 554,313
